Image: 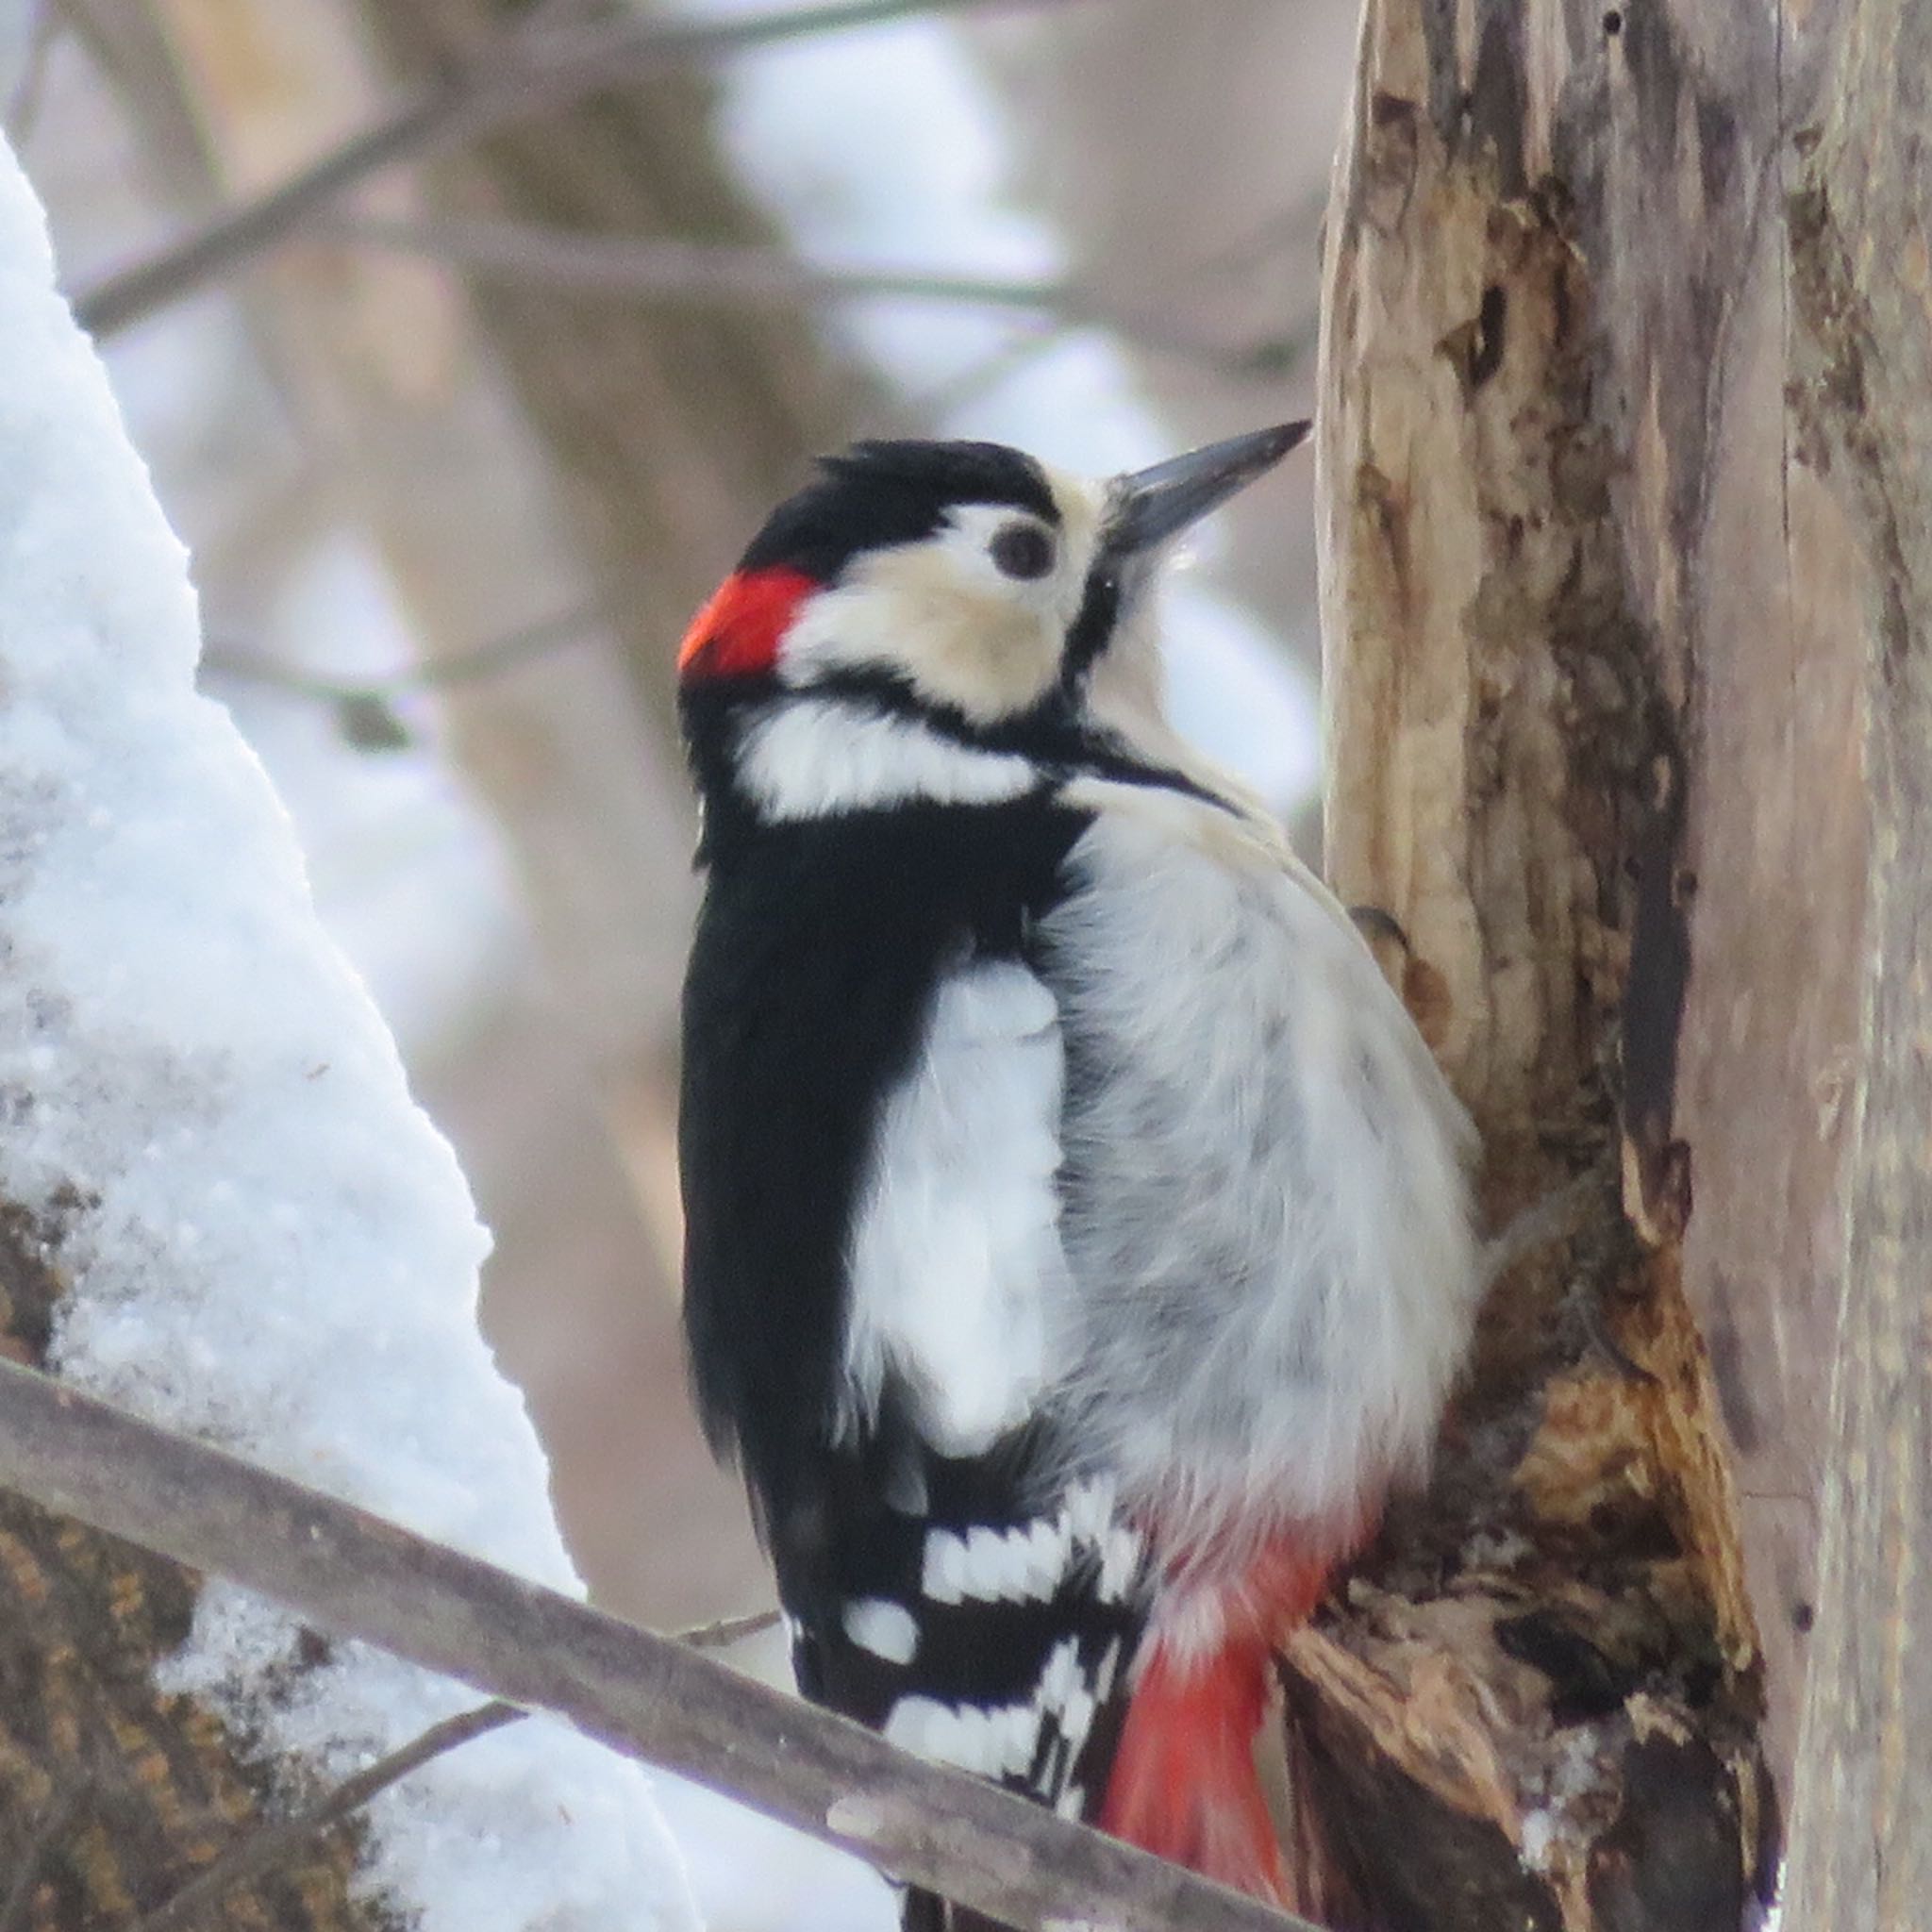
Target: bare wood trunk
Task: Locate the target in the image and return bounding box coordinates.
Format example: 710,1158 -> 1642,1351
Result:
1300,0 -> 1926,1924
1778,1 -> 1932,1919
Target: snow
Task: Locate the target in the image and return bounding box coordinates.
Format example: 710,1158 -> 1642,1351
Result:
0,136 -> 697,1932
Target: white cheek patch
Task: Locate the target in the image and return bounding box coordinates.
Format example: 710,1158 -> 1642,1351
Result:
779,540 -> 1063,724
773,477 -> 1108,725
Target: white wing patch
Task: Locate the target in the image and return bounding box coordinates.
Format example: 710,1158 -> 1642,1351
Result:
882,1636 -> 1100,1787
841,958 -> 1070,1457
919,1515 -> 1082,1607
843,1598 -> 920,1665
736,695 -> 1035,820
884,1694 -> 1041,1781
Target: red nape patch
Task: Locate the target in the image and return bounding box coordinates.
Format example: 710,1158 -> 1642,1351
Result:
677,566 -> 818,681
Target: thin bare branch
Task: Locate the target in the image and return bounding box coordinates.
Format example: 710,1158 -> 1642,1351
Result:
133,1704 -> 524,1932
70,0 -> 1088,340
0,1776 -> 92,1932
331,213 -> 1304,378
676,1606 -> 782,1649
881,195 -> 1327,426
889,321 -> 1074,427
201,600 -> 606,706
0,1357 -> 1319,1932
338,213 -> 1080,313
131,1604 -> 782,1932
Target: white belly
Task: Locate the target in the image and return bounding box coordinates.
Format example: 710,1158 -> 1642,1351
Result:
1039,791 -> 1480,1560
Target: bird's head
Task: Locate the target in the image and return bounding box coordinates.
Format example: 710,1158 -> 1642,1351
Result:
677,424 -> 1307,825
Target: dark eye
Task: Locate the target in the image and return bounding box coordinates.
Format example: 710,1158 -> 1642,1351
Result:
990,522 -> 1055,580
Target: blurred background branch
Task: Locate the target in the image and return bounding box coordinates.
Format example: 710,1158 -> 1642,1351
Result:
72,0 -> 1091,337
325,210 -> 1299,375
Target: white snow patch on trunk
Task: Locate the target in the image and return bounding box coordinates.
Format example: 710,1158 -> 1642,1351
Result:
0,140 -> 697,1932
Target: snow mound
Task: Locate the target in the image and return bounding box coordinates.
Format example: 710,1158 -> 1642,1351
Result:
0,137 -> 697,1932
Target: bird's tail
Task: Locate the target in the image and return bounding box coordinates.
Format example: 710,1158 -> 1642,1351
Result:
899,1627 -> 1291,1928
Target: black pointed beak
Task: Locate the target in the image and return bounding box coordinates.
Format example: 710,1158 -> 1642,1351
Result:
1103,421 -> 1310,558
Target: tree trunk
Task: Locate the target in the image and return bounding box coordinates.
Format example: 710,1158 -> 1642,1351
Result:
1300,0 -> 1927,1924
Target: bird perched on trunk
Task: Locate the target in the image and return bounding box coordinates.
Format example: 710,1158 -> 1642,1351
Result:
676,425 -> 1479,1922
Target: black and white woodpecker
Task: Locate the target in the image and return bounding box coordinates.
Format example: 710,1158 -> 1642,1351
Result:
676,426 -> 1480,1917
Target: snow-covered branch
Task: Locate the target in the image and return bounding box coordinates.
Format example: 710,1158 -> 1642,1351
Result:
0,1357 -> 1316,1932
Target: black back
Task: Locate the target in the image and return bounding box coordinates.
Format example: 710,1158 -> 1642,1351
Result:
679,794 -> 1082,1526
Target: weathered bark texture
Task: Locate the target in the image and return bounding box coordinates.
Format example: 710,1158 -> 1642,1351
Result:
1307,0 -> 1928,1925
1777,4 -> 1932,1922
0,1208 -> 369,1932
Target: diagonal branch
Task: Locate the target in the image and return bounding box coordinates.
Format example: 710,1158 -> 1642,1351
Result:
202,599 -> 607,703
132,1702 -> 524,1932
70,0 -> 1088,340
338,214 -> 1084,314
0,1357 -> 1319,1932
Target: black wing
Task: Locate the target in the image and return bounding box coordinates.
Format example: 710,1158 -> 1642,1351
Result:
679,798 -> 1149,1900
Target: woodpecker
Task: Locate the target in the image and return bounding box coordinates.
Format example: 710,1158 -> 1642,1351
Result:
677,426 -> 1480,1921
